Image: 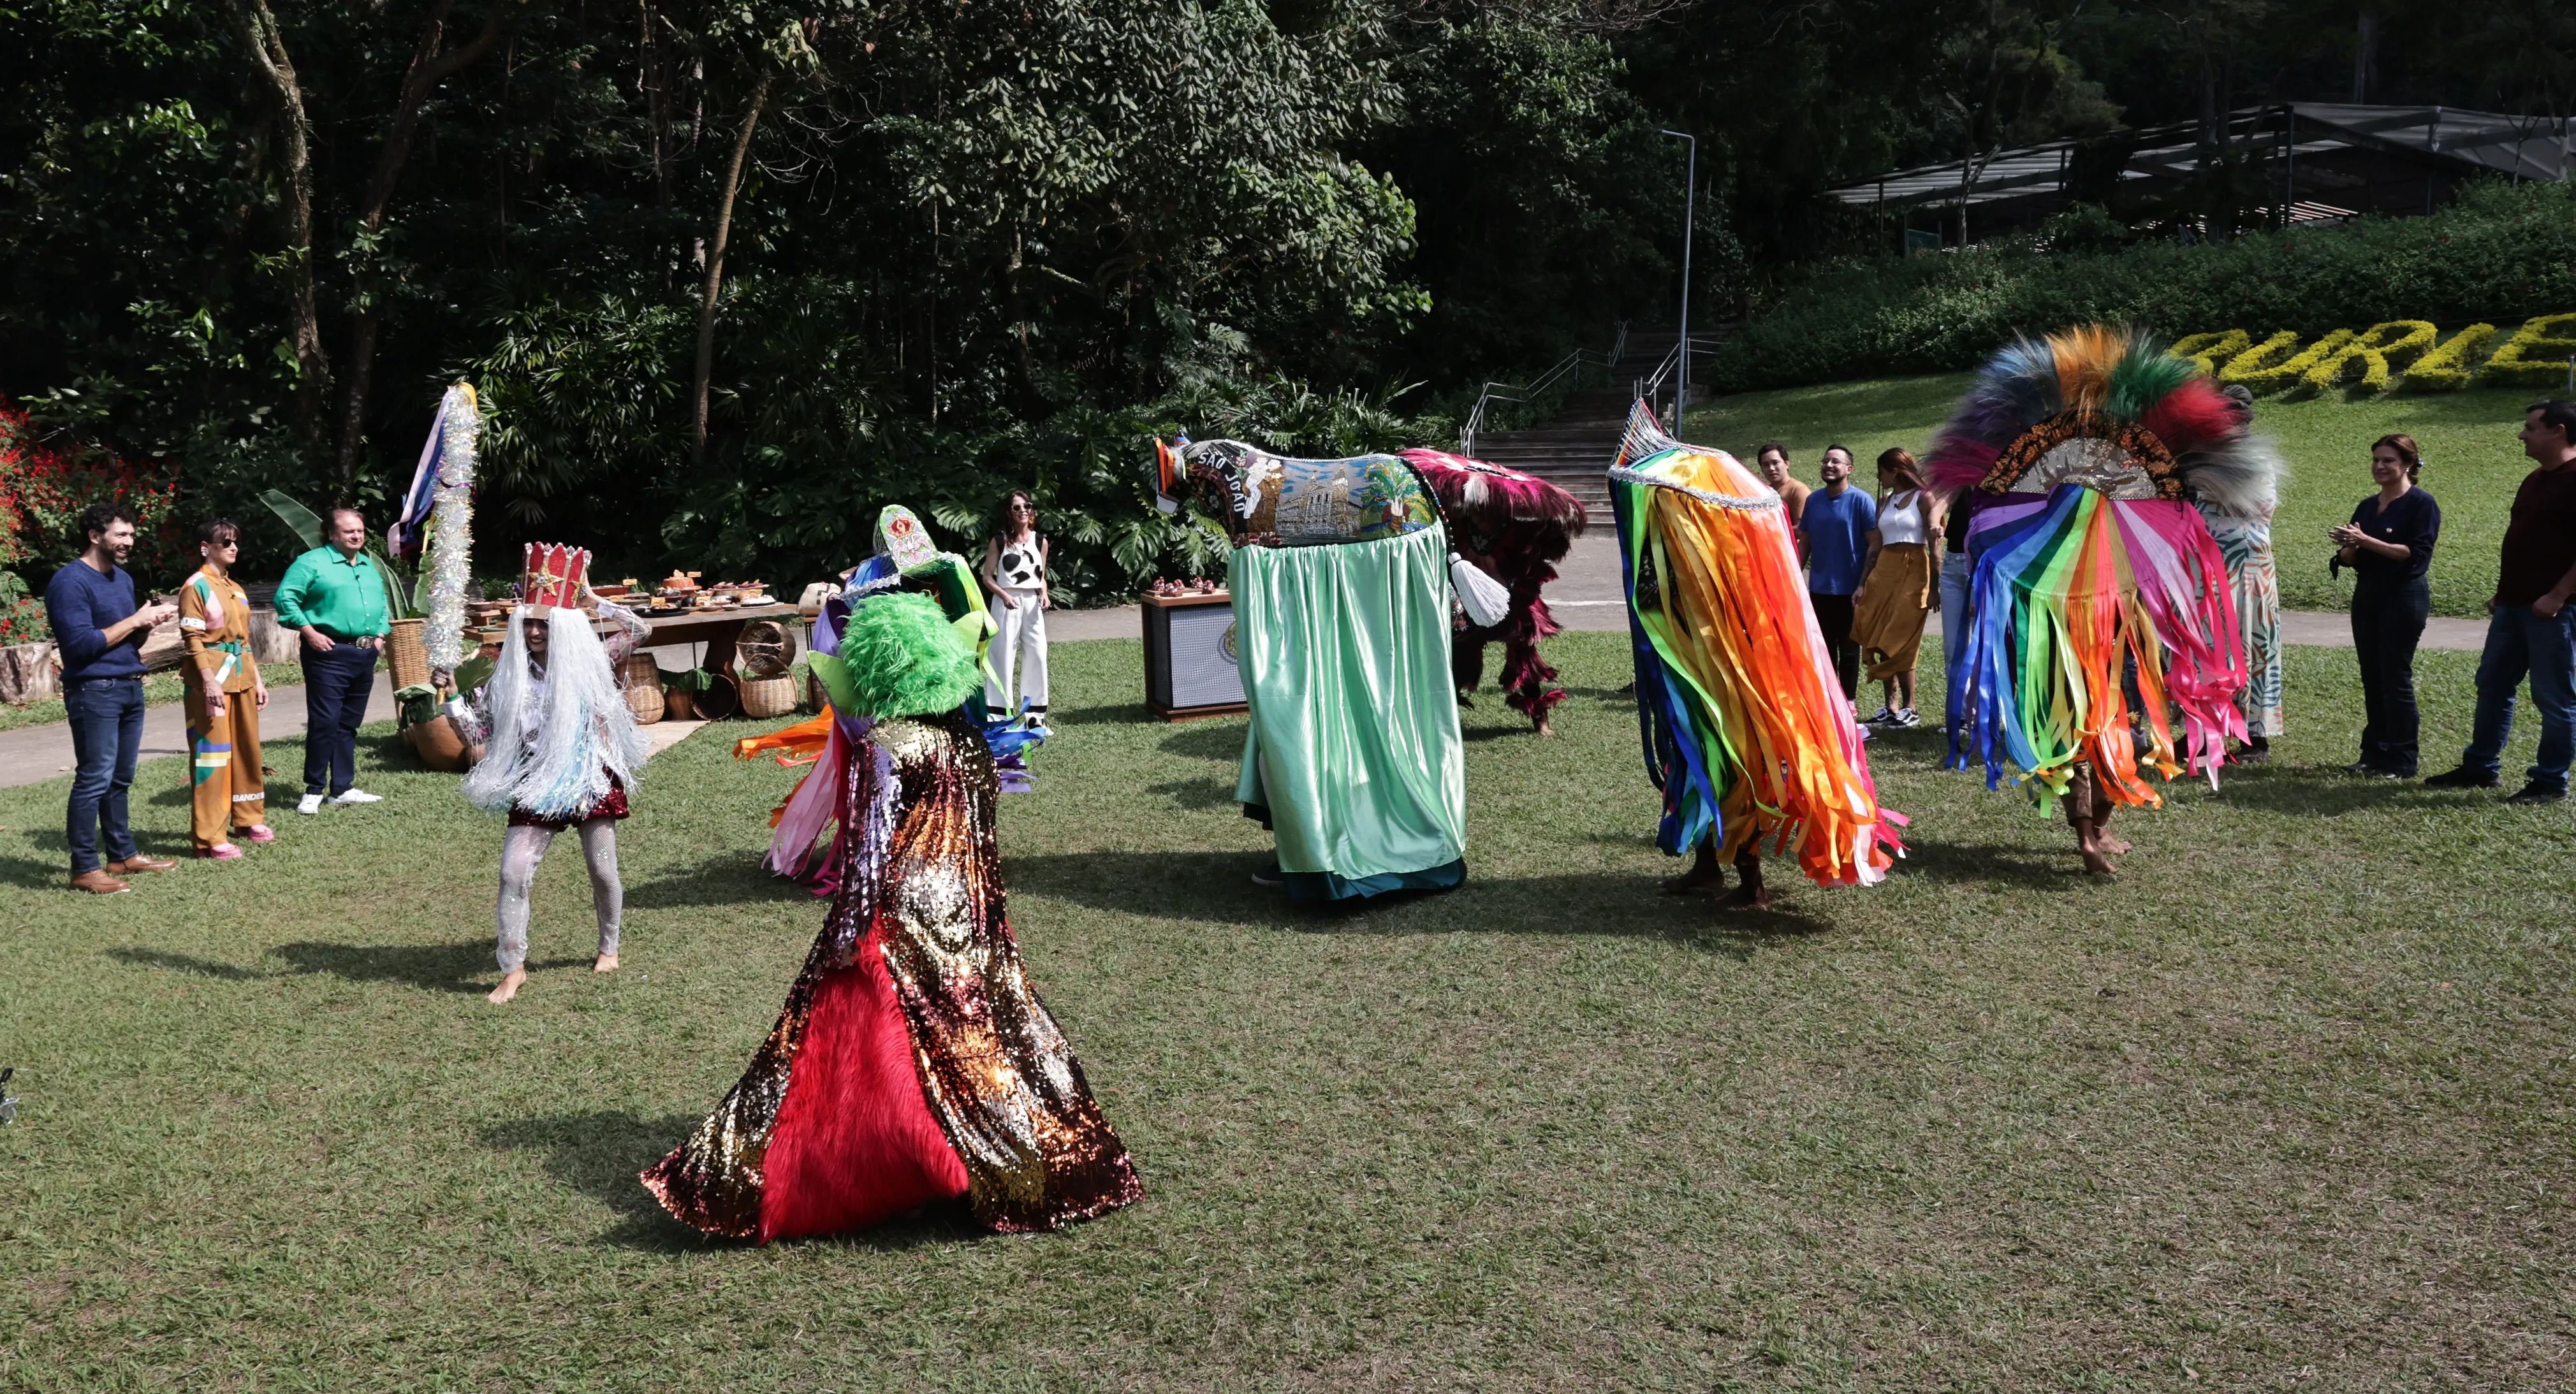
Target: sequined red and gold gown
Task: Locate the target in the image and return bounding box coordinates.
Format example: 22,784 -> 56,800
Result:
642,709 -> 1141,1240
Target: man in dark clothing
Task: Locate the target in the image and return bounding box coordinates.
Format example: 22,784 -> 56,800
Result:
44,502 -> 180,893
2426,400 -> 2576,803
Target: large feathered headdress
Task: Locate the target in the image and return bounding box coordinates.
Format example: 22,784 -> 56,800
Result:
1931,327 -> 2265,806
1925,325 -> 2280,517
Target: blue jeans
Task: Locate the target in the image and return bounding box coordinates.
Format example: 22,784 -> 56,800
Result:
66,676 -> 145,874
1938,557 -> 1974,768
2460,605 -> 2576,792
301,639 -> 380,795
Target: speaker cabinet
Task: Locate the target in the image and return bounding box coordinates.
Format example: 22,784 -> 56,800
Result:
1143,592 -> 1247,720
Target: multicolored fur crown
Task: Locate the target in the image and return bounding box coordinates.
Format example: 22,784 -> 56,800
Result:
522,542 -> 590,609
1925,325 -> 2280,517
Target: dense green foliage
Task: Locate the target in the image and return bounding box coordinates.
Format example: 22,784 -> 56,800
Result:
2,0 -> 2565,600
1708,180 -> 2576,391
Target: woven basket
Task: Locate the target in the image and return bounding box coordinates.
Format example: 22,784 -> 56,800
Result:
738,673 -> 798,720
386,618 -> 430,689
736,620 -> 796,677
693,673 -> 740,722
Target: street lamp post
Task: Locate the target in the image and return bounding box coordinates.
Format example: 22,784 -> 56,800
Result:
1660,128 -> 1696,421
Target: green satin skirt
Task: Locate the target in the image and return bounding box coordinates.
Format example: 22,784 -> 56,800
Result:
1231,525 -> 1468,901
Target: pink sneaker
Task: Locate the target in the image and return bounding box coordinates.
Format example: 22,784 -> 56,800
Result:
198,843 -> 244,860
239,825 -> 275,844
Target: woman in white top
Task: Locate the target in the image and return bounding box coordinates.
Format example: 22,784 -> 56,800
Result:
1850,447 -> 1946,728
979,490 -> 1051,728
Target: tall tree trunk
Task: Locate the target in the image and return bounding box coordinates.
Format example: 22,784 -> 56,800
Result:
690,69 -> 775,471
333,1 -> 509,500
223,0 -> 330,465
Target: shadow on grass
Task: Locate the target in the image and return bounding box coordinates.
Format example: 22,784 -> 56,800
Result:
105,941 -> 589,991
1006,848 -> 1833,952
2201,769 -> 2470,816
1157,721 -> 1248,762
625,852 -> 812,910
1144,777 -> 1239,811
1053,700 -> 1158,729
1896,841 -> 2088,890
0,826 -> 194,886
479,1108 -> 980,1252
272,940 -> 587,992
105,947 -> 279,980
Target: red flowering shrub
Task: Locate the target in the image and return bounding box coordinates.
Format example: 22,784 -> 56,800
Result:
0,402 -> 186,645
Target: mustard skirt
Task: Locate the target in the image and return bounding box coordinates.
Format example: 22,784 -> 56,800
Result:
1853,542 -> 1935,681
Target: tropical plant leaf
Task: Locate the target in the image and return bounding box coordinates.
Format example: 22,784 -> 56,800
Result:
260,490 -> 325,551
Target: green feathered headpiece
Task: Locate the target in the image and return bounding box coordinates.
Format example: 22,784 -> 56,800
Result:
828,592 -> 981,719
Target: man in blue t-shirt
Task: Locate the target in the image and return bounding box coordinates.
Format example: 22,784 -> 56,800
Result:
45,502 -> 181,894
1797,444 -> 1877,704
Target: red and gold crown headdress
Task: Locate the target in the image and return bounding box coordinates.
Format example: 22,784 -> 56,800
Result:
521,543 -> 590,609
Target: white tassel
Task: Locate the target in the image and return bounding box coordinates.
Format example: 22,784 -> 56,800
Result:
1450,555 -> 1512,627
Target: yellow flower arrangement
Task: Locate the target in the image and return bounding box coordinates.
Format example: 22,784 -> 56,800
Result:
2398,323 -> 2498,391
2478,313 -> 2576,391
2297,320 -> 2437,395
2168,330 -> 2250,375
2220,330 -> 2354,395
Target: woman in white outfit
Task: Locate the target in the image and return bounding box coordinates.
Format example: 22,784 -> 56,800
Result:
980,490 -> 1051,727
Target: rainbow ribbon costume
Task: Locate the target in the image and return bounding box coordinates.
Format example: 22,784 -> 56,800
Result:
1611,407 -> 1903,887
1926,326 -> 2273,810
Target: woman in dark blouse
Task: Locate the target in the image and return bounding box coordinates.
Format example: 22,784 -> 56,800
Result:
2330,433 -> 2440,777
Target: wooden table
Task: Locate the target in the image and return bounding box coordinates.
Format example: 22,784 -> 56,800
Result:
631,602 -> 807,675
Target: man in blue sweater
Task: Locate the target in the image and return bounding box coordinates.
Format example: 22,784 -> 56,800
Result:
45,503 -> 180,894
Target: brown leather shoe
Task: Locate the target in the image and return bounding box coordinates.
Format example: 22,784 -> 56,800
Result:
110,854 -> 177,875
70,869 -> 131,895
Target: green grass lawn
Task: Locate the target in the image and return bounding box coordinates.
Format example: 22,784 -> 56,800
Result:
4,634 -> 2572,1390
1688,377 -> 2548,618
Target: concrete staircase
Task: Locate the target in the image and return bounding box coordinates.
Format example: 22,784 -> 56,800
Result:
1469,325 -> 1720,514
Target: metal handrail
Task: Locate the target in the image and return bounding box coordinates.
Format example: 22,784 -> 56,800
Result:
1632,327 -> 1734,426
1459,320 -> 1629,456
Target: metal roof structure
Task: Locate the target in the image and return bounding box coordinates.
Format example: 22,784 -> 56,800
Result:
1831,103 -> 2573,240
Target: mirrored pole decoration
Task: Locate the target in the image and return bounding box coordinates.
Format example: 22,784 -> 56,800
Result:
390,382 -> 483,681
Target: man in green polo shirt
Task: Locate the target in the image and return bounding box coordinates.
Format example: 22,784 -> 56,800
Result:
274,508 -> 392,815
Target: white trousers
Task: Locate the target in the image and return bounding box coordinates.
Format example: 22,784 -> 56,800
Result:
985,590 -> 1050,716
495,820 -> 622,971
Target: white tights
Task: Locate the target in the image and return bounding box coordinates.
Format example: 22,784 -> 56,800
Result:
495,819 -> 623,971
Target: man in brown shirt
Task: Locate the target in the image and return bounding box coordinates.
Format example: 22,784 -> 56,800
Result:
2427,400 -> 2576,802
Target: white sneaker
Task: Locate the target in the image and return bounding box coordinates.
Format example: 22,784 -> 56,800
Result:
296,794 -> 323,816
328,788 -> 383,806
1855,722 -> 1875,742
1861,705 -> 1899,726
1891,708 -> 1924,729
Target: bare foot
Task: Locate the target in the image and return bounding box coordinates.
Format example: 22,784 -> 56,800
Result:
2080,848 -> 2118,876
1717,883 -> 1774,910
1533,718 -> 1557,738
594,954 -> 619,974
487,968 -> 527,1004
2097,836 -> 2131,856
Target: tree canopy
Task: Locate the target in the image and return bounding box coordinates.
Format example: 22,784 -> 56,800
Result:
2,0 -> 2560,593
